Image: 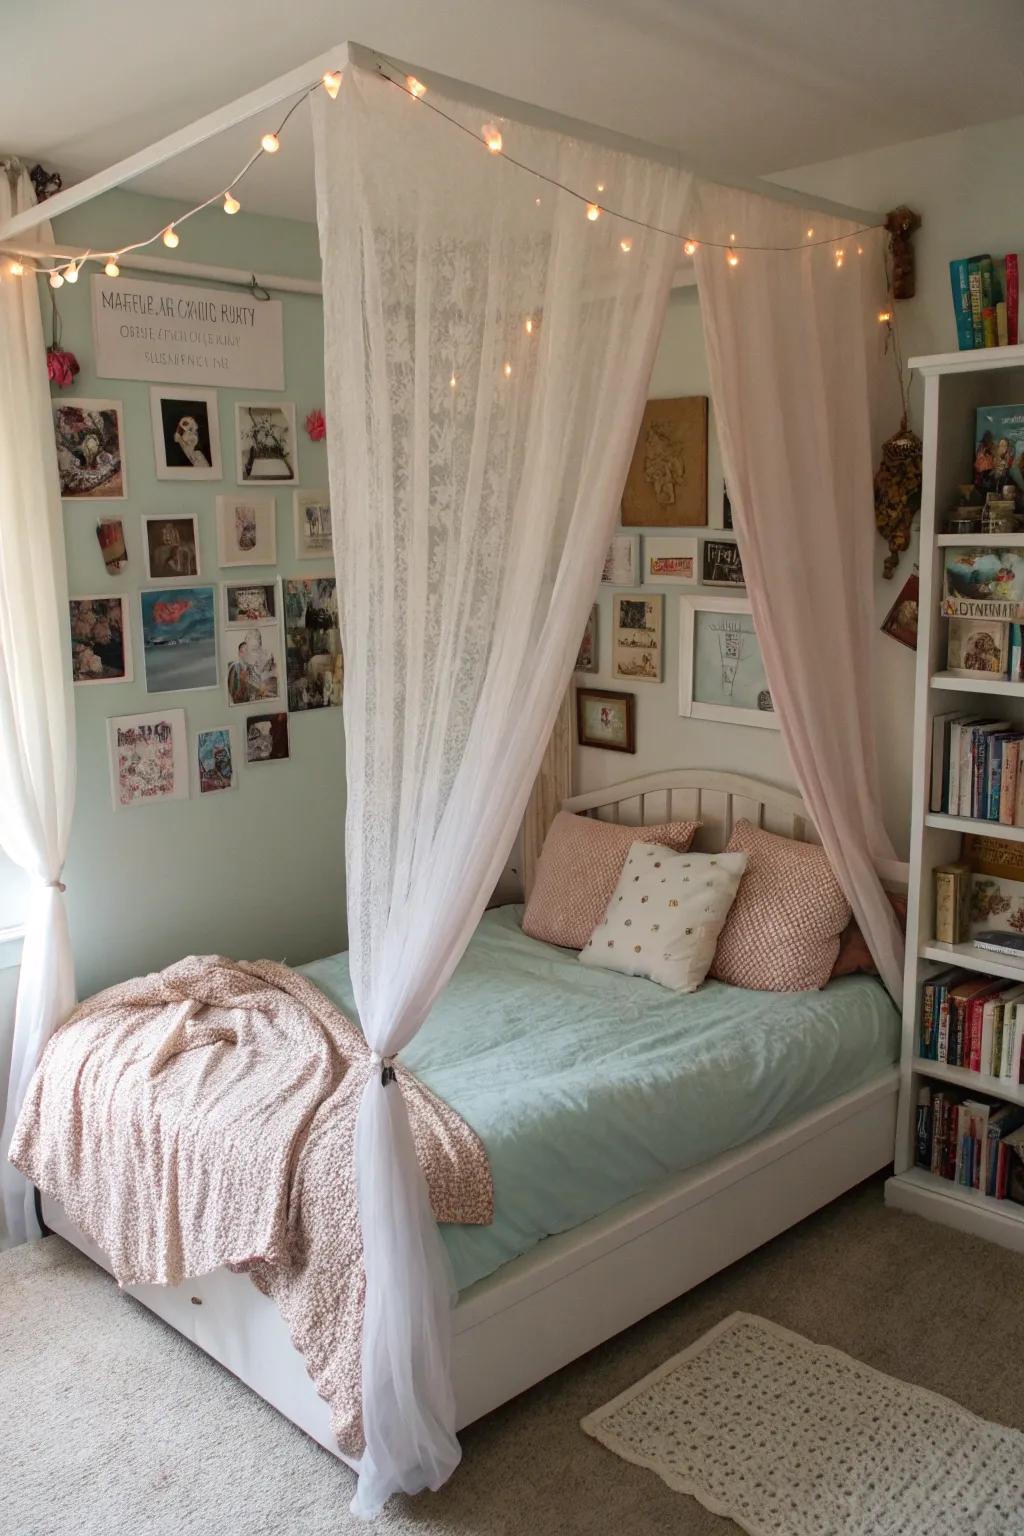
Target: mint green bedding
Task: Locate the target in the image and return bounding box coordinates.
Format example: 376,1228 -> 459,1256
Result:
300,904 -> 899,1294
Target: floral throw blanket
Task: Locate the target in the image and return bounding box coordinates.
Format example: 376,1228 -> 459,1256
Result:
10,955 -> 493,1455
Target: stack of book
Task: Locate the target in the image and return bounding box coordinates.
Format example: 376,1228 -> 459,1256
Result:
949,254 -> 1020,349
916,1084 -> 1024,1200
930,713 -> 1024,822
919,970 -> 1024,1081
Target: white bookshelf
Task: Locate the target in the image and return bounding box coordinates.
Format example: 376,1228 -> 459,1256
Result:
885,343 -> 1024,1254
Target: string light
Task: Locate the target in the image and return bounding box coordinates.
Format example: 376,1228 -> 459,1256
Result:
586,203 -> 601,221
48,270 -> 64,288
535,196 -> 541,206
620,237 -> 633,253
806,227 -> 814,239
727,251 -> 739,267
524,317 -> 534,334
683,240 -> 698,256
261,131 -> 280,154
878,309 -> 893,324
104,258 -> 120,277
449,371 -> 457,388
223,192 -> 240,215
162,225 -> 179,248
835,248 -> 845,268
7,259 -> 24,276
64,260 -> 79,283
729,232 -> 736,243
322,71 -> 342,99
857,245 -> 864,255
406,76 -> 426,97
596,182 -> 605,193
482,124 -> 503,154
503,360 -> 512,378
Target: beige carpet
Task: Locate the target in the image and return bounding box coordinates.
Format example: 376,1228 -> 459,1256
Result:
4,1177 -> 1024,1536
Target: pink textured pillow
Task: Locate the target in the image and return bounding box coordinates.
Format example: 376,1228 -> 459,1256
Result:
523,811 -> 700,950
710,820 -> 851,991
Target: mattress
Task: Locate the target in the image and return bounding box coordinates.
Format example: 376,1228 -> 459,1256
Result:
302,904 -> 900,1293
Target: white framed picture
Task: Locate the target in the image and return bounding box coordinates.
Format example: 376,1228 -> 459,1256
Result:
235,401 -> 298,485
293,489 -> 333,560
612,593 -> 663,683
53,398 -> 127,500
68,596 -> 132,685
224,620 -> 282,708
107,708 -> 189,811
141,514 -> 201,581
221,580 -> 277,626
601,534 -> 640,587
216,494 -> 277,567
678,594 -> 778,729
643,535 -> 698,586
195,726 -> 237,795
149,386 -> 222,481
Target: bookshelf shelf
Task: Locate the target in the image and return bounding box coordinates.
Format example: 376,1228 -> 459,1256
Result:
924,812 -> 1024,841
930,671 -> 1024,696
886,1168 -> 1024,1254
936,532 -> 1024,547
919,940 -> 1024,984
912,1056 -> 1024,1106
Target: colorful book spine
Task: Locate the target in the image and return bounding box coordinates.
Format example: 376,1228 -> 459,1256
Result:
920,982 -> 936,1057
981,256 -> 998,347
1007,253 -> 1019,346
950,258 -> 975,350
1001,740 -> 1020,824
968,258 -> 985,348
916,1086 -> 932,1168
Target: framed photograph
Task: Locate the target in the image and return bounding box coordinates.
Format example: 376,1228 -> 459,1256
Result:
107,708 -> 188,810
196,726 -> 236,794
612,593 -> 663,682
701,538 -> 744,588
53,399 -> 126,499
236,402 -> 298,485
282,576 -> 343,711
140,585 -> 218,694
643,535 -> 697,586
222,581 -> 277,626
225,622 -> 282,707
575,605 -> 598,673
149,386 -> 221,481
216,494 -> 277,567
68,596 -> 132,684
576,687 -> 636,754
600,535 -> 640,587
293,489 -> 333,560
142,514 -> 200,580
621,396 -> 708,528
245,712 -> 290,764
678,594 -> 778,730
946,616 -> 1009,678
881,567 -> 919,651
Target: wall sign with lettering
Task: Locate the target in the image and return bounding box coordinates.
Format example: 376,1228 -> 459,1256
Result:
701,538 -> 745,587
91,275 -> 285,390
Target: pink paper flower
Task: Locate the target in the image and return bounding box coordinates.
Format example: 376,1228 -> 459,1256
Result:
47,348 -> 80,389
304,408 -> 326,442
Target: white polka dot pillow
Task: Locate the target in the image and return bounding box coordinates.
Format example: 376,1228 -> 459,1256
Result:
710,820 -> 851,991
579,842 -> 748,993
522,811 -> 700,951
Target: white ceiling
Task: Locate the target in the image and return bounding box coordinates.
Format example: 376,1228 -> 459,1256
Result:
5,0 -> 1024,223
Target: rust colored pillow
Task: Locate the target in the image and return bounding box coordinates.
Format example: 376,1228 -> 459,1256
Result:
522,810 -> 700,951
831,891 -> 908,979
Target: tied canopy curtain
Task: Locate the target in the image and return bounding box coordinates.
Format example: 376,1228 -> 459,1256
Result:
0,163 -> 77,1246
691,181 -> 904,998
312,67 -> 690,1514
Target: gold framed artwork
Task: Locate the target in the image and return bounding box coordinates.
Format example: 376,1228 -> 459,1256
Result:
576,688 -> 636,753
612,593 -> 663,682
621,396 -> 708,527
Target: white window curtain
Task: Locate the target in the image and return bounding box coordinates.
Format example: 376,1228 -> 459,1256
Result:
312,68 -> 691,1514
0,163 -> 77,1247
691,180 -> 904,997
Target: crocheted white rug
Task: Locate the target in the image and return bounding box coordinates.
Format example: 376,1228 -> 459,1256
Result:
581,1312 -> 1024,1535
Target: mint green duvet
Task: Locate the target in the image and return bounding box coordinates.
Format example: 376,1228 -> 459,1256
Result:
300,905 -> 899,1294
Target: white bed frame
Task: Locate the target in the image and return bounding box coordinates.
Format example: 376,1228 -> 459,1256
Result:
43,769 -> 905,1474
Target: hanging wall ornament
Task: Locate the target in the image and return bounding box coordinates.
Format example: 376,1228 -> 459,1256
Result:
874,303 -> 922,578
45,287 -> 79,389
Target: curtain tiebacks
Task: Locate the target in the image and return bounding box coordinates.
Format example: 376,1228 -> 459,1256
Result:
44,879 -> 66,893
369,1050 -> 397,1087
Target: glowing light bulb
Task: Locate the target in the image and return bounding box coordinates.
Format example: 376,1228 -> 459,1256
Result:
806,227 -> 814,239
162,225 -> 179,248
223,192 -> 240,215
49,270 -> 64,288
596,181 -> 605,193
878,309 -> 892,324
524,317 -> 534,334
535,196 -> 541,206
482,124 -> 503,153
64,260 -> 79,283
727,251 -> 739,267
322,71 -> 342,99
104,258 -> 120,277
449,371 -> 457,388
8,260 -> 24,276
586,203 -> 601,221
835,249 -> 845,268
729,232 -> 736,242
503,360 -> 512,378
407,76 -> 426,97
857,245 -> 864,255
683,240 -> 698,256
261,132 -> 280,154
620,237 -> 633,253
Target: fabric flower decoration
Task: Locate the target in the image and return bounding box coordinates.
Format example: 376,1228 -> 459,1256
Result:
46,348 -> 80,389
304,408 -> 326,442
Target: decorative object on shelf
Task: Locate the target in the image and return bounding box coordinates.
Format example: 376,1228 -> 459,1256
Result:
95,518 -> 126,574
612,593 -> 663,682
149,386 -> 222,481
216,493 -> 277,567
963,833 -> 1024,882
642,535 -> 697,585
68,596 -> 132,685
293,489 -> 333,559
576,687 -> 636,753
575,605 -> 598,672
975,403 -> 1024,515
942,547 -> 1024,620
621,397 -> 708,528
245,711 -> 290,764
282,575 -> 343,710
884,206 -> 921,300
196,727 -> 236,794
678,594 -> 777,730
946,615 -> 1009,678
53,398 -> 126,500
880,566 -> 919,650
600,534 -> 640,587
142,514 -> 200,581
304,408 -> 326,442
934,862 -> 970,944
945,487 -> 982,536
874,298 -> 922,577
29,163 -> 62,202
236,401 -> 298,485
107,708 -> 188,811
969,868 -> 1024,957
701,538 -> 744,588
140,586 -> 218,695
981,493 -> 1019,534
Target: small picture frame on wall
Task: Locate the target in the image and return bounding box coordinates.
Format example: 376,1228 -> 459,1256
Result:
293,489 -> 333,559
612,593 -> 663,682
600,535 -> 640,587
643,535 -> 697,586
678,594 -> 778,730
236,402 -> 298,485
142,514 -> 200,581
68,595 -> 132,684
216,494 -> 277,567
577,687 -> 636,753
701,538 -> 744,588
54,398 -> 127,499
575,605 -> 599,673
245,711 -> 290,764
621,396 -> 708,528
149,386 -> 222,481
196,726 -> 236,794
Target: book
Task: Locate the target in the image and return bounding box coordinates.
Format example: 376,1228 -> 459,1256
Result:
915,1085 -> 932,1167
968,257 -> 985,348
981,256 -> 998,347
935,863 -> 971,943
1007,254 -> 1019,346
946,617 -> 1009,675
1001,740 -> 1021,824
997,301 -> 1009,348
931,710 -> 963,812
949,258 -> 975,350
975,404 -> 1024,517
943,547 -> 1024,622
960,722 -> 1011,815
948,716 -> 984,813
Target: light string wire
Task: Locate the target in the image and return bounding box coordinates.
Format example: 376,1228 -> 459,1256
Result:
2,55 -> 885,289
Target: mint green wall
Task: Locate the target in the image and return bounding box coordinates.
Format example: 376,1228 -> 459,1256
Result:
49,191 -> 346,996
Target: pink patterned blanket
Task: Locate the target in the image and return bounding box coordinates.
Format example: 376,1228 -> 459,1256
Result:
9,955 -> 493,1455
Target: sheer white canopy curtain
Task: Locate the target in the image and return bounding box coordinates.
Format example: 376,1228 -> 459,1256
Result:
312,68 -> 691,1514
0,162 -> 77,1247
691,181 -> 904,998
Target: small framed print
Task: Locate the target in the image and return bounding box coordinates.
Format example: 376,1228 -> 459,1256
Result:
678,594 -> 778,730
225,621 -> 282,707
575,605 -> 598,673
245,711 -> 290,764
236,402 -> 298,485
142,514 -> 200,580
108,708 -> 188,810
293,489 -> 333,560
149,386 -> 222,481
576,687 -> 636,753
54,398 -> 126,499
222,581 -> 277,626
621,396 -> 708,527
643,535 -> 697,586
196,726 -> 236,794
140,586 -> 218,694
601,535 -> 640,587
216,494 -> 277,567
613,593 -> 663,682
69,595 -> 132,684
701,538 -> 744,588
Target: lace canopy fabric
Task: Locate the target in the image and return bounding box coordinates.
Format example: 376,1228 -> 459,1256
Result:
312,68 -> 691,1514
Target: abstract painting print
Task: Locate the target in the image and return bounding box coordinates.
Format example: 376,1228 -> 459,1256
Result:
107,709 -> 188,810
196,727 -> 236,793
282,575 -> 343,710
69,596 -> 132,684
245,712 -> 289,764
54,399 -> 126,499
140,586 -> 218,693
225,622 -> 281,707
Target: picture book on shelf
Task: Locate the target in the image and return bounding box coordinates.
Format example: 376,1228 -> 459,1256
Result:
975,404 -> 1024,514
942,547 -> 1024,621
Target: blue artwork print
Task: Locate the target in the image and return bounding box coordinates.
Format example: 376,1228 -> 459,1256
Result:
197,728 -> 234,793
141,585 -> 218,693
